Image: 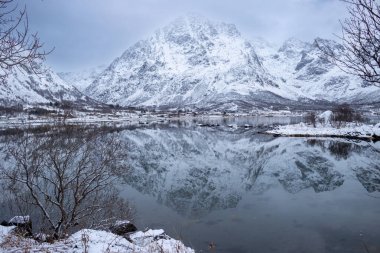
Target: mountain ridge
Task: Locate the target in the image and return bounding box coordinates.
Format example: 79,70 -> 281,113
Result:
0,63 -> 94,106
2,15 -> 380,110
85,15 -> 293,111
83,15 -> 380,111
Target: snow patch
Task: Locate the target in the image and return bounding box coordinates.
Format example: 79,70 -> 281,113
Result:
9,216 -> 30,224
0,226 -> 194,253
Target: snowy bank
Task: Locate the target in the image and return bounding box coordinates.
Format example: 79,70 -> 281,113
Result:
266,122 -> 380,140
0,226 -> 194,253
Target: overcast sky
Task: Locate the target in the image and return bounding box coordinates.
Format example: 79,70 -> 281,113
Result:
23,0 -> 348,72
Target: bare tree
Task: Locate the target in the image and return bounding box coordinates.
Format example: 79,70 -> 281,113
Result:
317,0 -> 380,86
0,0 -> 49,83
331,103 -> 364,127
305,111 -> 317,128
1,127 -> 132,238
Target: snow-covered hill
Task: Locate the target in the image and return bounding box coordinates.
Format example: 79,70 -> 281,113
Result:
84,15 -> 380,111
0,64 -> 93,106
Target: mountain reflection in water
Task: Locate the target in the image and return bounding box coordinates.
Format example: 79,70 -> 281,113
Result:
118,125 -> 380,253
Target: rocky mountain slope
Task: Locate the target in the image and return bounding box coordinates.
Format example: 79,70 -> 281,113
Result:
84,15 -> 380,111
254,37 -> 380,104
0,63 -> 93,106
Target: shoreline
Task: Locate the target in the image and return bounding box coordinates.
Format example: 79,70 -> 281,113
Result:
265,122 -> 380,142
269,133 -> 379,141
0,111 -> 303,131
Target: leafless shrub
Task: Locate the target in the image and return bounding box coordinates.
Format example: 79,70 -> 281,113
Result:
0,127 -> 132,239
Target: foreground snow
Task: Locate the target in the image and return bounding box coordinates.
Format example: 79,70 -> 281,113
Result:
0,226 -> 14,245
266,122 -> 380,140
0,226 -> 194,253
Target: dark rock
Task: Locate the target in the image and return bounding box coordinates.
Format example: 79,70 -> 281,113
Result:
1,220 -> 10,226
109,220 -> 137,236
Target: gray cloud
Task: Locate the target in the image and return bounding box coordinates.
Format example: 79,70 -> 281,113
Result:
23,0 -> 348,72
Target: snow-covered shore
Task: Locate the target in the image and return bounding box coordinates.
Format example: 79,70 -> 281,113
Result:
0,108 -> 302,131
0,226 -> 194,253
266,122 -> 380,140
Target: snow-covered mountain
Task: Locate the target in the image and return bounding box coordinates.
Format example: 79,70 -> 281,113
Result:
58,65 -> 107,92
0,63 -> 93,106
5,16 -> 376,110
255,37 -> 380,104
86,15 -> 297,111
84,15 -> 380,111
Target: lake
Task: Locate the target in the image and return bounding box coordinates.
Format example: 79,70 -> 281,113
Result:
1,116 -> 380,253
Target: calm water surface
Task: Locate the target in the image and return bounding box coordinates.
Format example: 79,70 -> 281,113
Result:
118,117 -> 380,253
1,116 -> 380,253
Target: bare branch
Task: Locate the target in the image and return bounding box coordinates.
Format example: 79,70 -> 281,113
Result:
0,0 -> 51,84
317,0 -> 380,86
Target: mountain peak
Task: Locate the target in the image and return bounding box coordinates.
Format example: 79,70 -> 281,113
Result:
279,37 -> 311,58
282,37 -> 308,46
160,14 -> 241,43
86,15 -> 277,109
251,37 -> 279,58
312,37 -> 343,52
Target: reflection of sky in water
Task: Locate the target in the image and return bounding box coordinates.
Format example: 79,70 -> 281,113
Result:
118,124 -> 380,253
